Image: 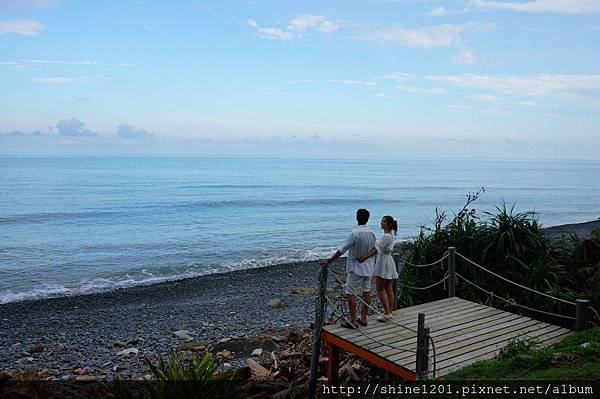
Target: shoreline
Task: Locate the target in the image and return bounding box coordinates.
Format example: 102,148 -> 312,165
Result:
2,219 -> 598,307
1,219 -> 598,380
0,259 -> 343,380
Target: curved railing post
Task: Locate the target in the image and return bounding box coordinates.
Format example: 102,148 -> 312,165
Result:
447,247 -> 456,297
308,263 -> 329,399
575,299 -> 589,331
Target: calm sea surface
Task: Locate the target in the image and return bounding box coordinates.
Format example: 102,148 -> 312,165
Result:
1,156 -> 598,303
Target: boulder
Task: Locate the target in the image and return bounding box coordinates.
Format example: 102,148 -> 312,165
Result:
173,330 -> 194,341
291,287 -> 316,295
175,340 -> 207,352
27,345 -> 44,354
117,348 -> 139,356
216,350 -> 232,360
251,348 -> 263,357
267,299 -> 284,309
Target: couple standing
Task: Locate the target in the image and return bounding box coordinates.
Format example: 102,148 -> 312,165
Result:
320,208 -> 398,329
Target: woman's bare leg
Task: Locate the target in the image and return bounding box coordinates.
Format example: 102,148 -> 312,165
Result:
376,277 -> 391,315
385,281 -> 395,312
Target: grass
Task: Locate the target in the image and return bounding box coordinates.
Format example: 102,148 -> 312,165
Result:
442,327 -> 600,380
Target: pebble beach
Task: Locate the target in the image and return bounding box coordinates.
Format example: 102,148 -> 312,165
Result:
0,259 -> 344,381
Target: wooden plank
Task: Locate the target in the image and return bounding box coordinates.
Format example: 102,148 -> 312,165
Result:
377,313 -> 532,360
400,320 -> 549,367
320,297 -> 573,380
364,311 -> 529,357
343,305 -> 484,345
436,327 -> 572,377
355,305 -> 512,348
337,300 -> 488,341
432,325 -> 569,375
373,314 -> 534,362
325,297 -> 471,335
325,297 -> 471,336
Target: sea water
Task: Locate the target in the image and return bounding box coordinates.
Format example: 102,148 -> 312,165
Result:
1,155 -> 598,303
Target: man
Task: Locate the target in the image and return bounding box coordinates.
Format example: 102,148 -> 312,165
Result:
320,208 -> 376,328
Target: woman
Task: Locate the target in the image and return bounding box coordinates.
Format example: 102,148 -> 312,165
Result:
357,215 -> 398,322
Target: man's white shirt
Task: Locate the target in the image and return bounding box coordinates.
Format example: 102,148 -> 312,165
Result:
337,224 -> 376,277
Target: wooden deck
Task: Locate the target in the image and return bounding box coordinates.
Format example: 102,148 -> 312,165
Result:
321,297 -> 573,381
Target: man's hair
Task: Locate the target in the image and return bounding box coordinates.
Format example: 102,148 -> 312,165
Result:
356,208 -> 370,225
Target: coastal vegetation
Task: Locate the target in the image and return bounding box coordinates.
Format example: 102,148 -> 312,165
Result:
142,352 -> 238,399
442,326 -> 600,380
397,189 -> 600,328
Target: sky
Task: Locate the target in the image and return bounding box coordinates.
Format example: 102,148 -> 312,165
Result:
0,0 -> 599,158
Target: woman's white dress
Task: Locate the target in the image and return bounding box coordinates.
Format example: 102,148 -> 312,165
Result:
374,233 -> 398,279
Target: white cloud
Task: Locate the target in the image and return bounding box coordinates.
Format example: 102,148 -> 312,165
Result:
0,59 -> 132,68
516,100 -> 539,106
284,79 -> 320,84
26,59 -> 98,65
0,19 -> 43,36
470,0 -> 600,14
469,93 -> 500,101
374,72 -> 415,81
443,104 -> 475,110
30,76 -> 109,84
288,15 -> 326,32
366,22 -> 497,48
285,78 -> 375,86
425,74 -> 600,101
256,27 -> 293,40
325,79 -> 376,86
586,24 -> 600,31
248,14 -> 339,41
117,124 -> 153,140
316,20 -> 340,33
396,85 -> 448,94
427,6 -> 448,16
56,118 -> 97,137
0,0 -> 58,13
453,48 -> 478,64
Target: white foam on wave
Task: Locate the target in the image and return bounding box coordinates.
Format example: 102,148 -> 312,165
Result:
0,246 -> 338,304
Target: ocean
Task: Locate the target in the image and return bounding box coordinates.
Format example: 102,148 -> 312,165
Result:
1,155 -> 598,303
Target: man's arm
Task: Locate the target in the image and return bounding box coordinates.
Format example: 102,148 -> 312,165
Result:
320,232 -> 354,266
357,247 -> 377,263
320,250 -> 343,266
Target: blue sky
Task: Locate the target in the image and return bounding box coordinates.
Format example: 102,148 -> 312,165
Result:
1,0 -> 599,158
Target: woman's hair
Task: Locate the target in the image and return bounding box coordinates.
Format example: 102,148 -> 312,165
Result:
383,215 -> 398,235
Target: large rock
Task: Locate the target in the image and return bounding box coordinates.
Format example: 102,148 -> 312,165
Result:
267,298 -> 284,309
117,348 -> 139,356
27,345 -> 44,354
291,287 -> 316,295
216,350 -> 232,360
175,340 -> 207,352
173,330 -> 194,341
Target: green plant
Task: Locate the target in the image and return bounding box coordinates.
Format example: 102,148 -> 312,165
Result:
398,192 -> 600,327
143,351 -> 239,399
496,336 -> 539,360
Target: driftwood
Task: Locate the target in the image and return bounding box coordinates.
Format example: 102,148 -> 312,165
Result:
231,325 -> 370,399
